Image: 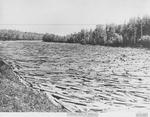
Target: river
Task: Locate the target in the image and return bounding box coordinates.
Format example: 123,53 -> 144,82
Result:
0,41 -> 150,112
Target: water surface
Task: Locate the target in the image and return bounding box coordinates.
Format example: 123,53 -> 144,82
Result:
0,41 -> 150,112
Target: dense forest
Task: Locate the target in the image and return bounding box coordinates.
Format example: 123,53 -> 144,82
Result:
43,16 -> 150,47
1,16 -> 150,47
0,30 -> 43,40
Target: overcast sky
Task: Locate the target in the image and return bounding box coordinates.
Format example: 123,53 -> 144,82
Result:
0,0 -> 150,35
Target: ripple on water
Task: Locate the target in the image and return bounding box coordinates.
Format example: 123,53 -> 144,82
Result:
0,41 -> 150,112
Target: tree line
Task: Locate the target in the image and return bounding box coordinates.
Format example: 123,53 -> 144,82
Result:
0,29 -> 43,40
43,16 -> 150,47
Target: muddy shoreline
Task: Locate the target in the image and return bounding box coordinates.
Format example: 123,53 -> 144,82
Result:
0,58 -> 66,112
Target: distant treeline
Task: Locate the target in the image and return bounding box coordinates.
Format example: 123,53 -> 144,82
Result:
43,16 -> 150,47
0,29 -> 43,40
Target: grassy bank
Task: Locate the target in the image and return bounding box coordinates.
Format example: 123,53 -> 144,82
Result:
0,59 -> 66,112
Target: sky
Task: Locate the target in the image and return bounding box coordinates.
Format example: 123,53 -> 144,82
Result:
0,0 -> 150,35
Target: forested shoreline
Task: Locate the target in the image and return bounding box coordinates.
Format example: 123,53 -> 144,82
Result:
43,16 -> 150,48
0,29 -> 43,40
1,16 -> 150,48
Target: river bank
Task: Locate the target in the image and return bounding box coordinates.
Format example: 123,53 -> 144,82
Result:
0,58 -> 66,112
